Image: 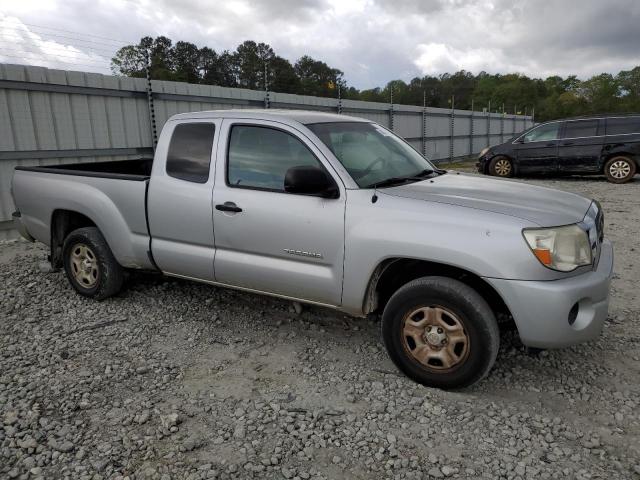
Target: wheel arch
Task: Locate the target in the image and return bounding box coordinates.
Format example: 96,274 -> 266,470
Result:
364,257 -> 514,327
603,151 -> 638,167
50,209 -> 98,268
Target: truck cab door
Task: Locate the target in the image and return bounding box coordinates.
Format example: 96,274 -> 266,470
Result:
147,119 -> 221,280
515,121 -> 561,174
211,119 -> 346,307
557,119 -> 603,173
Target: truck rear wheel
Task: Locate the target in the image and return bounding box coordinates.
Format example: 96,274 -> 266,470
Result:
381,277 -> 499,389
62,227 -> 124,300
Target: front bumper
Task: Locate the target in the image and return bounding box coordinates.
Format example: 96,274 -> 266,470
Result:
12,211 -> 35,242
486,239 -> 614,348
476,154 -> 489,173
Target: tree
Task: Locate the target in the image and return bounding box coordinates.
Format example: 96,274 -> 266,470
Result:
110,35 -> 640,122
173,41 -> 201,84
110,36 -> 174,79
294,55 -> 343,97
199,47 -> 218,83
377,80 -> 412,105
146,36 -> 175,80
578,74 -> 620,113
111,44 -> 146,77
233,40 -> 275,90
617,67 -> 640,112
439,70 -> 476,109
359,87 -> 384,103
200,48 -> 237,87
268,56 -> 299,93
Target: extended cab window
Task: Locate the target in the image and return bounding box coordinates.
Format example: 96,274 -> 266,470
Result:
606,117 -> 640,135
166,123 -> 216,183
562,120 -> 599,139
227,125 -> 321,191
522,122 -> 560,143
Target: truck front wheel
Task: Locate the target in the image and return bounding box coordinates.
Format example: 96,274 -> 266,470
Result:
381,277 -> 499,389
62,227 -> 124,300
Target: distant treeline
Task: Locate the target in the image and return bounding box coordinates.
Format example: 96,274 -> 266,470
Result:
112,36 -> 640,122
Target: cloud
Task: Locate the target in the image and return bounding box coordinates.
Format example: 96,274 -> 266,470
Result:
414,43 -> 502,75
0,0 -> 638,88
0,15 -> 112,73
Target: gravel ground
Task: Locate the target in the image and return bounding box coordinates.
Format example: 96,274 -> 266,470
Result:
1,171 -> 639,480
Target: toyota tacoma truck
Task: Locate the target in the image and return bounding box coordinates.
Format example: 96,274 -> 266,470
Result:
11,110 -> 613,389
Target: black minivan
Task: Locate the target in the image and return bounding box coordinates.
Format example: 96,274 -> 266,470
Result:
477,114 -> 640,183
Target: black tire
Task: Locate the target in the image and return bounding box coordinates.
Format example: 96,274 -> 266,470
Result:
488,156 -> 514,177
381,277 -> 499,389
62,227 -> 124,300
604,156 -> 636,183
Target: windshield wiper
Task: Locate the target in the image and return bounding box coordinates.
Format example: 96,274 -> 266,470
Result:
366,168 -> 434,189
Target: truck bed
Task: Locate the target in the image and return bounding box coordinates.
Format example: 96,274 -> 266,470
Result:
15,158 -> 153,181
12,158 -> 154,269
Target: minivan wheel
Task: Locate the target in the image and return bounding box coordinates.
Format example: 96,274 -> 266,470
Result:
605,156 -> 636,183
62,227 -> 124,300
381,277 -> 499,389
488,156 -> 513,177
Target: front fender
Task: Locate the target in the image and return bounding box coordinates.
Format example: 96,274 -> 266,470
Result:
340,190 -> 549,315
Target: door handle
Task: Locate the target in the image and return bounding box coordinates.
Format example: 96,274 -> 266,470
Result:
561,141 -> 574,145
215,202 -> 243,213
545,142 -> 556,147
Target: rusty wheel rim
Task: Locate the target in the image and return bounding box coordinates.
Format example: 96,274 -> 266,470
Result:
70,243 -> 99,288
494,159 -> 511,176
401,306 -> 470,372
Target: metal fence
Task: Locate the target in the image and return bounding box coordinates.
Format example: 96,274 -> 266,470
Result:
0,63 -> 533,239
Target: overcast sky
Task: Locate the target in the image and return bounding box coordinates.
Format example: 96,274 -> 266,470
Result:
1,0 -> 639,89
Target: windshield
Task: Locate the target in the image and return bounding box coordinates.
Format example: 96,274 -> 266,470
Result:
306,122 -> 437,188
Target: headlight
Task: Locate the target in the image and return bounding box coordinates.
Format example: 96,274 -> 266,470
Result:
522,224 -> 592,271
479,147 -> 490,157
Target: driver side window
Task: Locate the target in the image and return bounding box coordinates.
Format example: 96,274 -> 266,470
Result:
522,122 -> 561,143
227,125 -> 321,191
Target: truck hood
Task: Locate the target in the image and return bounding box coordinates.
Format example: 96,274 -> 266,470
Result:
382,172 -> 591,226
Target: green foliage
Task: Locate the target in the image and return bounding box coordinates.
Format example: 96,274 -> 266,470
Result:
294,55 -> 344,97
112,36 -> 640,120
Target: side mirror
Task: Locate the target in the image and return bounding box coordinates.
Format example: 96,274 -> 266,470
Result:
284,166 -> 338,198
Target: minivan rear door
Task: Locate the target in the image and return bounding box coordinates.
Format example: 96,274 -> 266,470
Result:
557,118 -> 604,173
515,121 -> 561,174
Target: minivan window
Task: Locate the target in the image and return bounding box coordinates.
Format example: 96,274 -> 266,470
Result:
227,125 -> 321,191
166,123 -> 216,183
606,117 -> 640,135
521,122 -> 560,143
562,120 -> 598,139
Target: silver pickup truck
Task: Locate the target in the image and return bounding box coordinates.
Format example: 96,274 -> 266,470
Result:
11,110 -> 613,389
